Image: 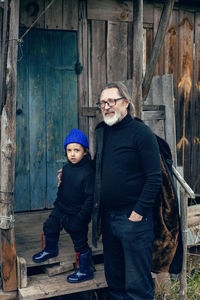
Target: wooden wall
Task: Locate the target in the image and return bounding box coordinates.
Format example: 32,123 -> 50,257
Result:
87,1 -> 200,193
19,0 -> 78,30
153,8 -> 200,194
18,0 -> 200,193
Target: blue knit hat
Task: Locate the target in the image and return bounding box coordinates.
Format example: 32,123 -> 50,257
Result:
64,129 -> 89,150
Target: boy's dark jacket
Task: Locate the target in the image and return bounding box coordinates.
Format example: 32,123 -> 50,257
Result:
54,155 -> 94,227
92,117 -> 183,274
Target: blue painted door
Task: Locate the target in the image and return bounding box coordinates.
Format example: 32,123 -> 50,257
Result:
15,29 -> 78,211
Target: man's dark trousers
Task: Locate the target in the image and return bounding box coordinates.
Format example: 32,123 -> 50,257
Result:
102,210 -> 154,300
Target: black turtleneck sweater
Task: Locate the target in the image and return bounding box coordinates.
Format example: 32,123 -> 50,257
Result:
54,156 -> 94,223
101,114 -> 162,217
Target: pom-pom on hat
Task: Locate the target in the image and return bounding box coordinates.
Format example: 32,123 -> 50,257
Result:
64,129 -> 89,150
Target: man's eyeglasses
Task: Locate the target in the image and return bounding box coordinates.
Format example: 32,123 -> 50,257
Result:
96,97 -> 125,109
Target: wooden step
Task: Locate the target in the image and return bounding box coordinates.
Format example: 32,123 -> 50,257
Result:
18,264 -> 107,300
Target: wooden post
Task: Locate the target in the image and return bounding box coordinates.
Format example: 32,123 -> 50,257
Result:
142,0 -> 175,101
132,0 -> 143,118
0,0 -> 10,113
179,190 -> 188,300
0,0 -> 19,291
78,0 -> 89,136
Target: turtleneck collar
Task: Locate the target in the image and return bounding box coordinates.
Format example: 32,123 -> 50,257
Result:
105,113 -> 133,129
67,155 -> 90,168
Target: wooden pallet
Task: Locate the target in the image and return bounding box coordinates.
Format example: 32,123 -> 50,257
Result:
18,264 -> 107,300
14,211 -> 106,299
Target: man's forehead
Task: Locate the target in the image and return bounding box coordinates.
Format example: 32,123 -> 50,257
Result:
100,87 -> 121,99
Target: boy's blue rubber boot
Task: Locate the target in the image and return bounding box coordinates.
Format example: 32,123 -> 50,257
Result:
67,248 -> 94,283
32,235 -> 59,263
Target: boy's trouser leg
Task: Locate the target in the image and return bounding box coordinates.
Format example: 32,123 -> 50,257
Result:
32,208 -> 62,263
70,230 -> 89,253
102,211 -> 154,300
43,207 -> 63,237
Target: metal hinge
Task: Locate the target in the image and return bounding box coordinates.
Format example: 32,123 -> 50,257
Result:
75,61 -> 83,75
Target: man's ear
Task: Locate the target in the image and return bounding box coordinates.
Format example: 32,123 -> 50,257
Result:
124,99 -> 130,108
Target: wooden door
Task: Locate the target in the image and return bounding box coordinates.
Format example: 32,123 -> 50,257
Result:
15,29 -> 78,211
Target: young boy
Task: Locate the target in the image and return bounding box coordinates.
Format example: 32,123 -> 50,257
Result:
32,129 -> 94,283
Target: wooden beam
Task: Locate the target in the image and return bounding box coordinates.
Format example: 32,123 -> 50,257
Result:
179,190 -> 188,300
81,105 -> 165,117
0,0 -> 19,291
132,0 -> 143,118
0,0 -> 10,114
77,0 -> 89,136
142,0 -> 175,101
17,257 -> 27,288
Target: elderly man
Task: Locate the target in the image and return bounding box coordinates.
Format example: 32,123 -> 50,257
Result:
92,81 -> 162,300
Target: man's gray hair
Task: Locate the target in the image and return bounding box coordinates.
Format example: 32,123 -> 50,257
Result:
99,81 -> 135,117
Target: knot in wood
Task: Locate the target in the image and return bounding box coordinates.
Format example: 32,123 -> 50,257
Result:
120,11 -> 128,21
3,143 -> 13,159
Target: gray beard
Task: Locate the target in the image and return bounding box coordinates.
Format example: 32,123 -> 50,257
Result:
103,112 -> 121,126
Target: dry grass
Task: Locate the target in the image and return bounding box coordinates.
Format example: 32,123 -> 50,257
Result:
155,253 -> 200,300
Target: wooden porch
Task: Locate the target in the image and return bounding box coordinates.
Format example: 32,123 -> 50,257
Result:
14,210 -> 106,300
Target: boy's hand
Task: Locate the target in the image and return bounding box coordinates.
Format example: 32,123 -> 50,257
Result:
57,169 -> 63,187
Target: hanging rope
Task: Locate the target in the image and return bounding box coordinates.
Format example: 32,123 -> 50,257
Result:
18,0 -> 56,43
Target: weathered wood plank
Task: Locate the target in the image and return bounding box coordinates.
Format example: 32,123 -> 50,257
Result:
63,0 -> 78,30
132,0 -> 143,118
87,0 -> 154,23
44,262 -> 74,277
14,211 -> 103,268
153,6 -> 164,76
45,30 -> 65,208
17,257 -> 27,288
45,30 -> 78,208
20,0 -> 78,31
164,9 -> 179,96
44,0 -> 62,29
107,21 -> 128,82
179,190 -> 188,300
0,0 -> 19,291
177,10 -> 194,173
20,0 -> 45,29
127,22 -> 133,80
78,0 -> 89,136
0,289 -> 18,300
15,29 -> 30,211
145,27 -> 153,67
1,229 -> 17,291
61,30 -> 79,157
145,74 -> 177,164
142,0 -> 175,101
142,110 -> 165,121
190,12 -> 200,192
0,0 -> 9,114
28,30 -> 46,210
90,20 -> 106,156
19,265 -> 107,300
81,105 -> 165,118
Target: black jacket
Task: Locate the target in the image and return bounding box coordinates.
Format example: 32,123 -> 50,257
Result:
54,155 -> 94,225
92,115 -> 183,274
92,114 -> 162,247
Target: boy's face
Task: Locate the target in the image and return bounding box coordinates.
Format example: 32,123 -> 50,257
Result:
66,143 -> 86,164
